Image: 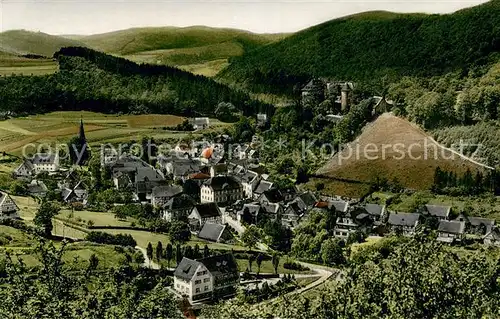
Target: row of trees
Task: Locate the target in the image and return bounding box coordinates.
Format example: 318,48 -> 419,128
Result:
145,241 -> 212,268
432,167 -> 500,195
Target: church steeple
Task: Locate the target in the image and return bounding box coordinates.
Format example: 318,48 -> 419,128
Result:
79,116 -> 86,144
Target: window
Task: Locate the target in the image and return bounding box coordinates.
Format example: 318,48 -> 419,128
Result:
195,280 -> 201,284
195,288 -> 200,293
204,286 -> 209,291
204,278 -> 210,283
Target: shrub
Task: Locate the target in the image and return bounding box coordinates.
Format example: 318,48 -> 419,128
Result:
85,231 -> 137,247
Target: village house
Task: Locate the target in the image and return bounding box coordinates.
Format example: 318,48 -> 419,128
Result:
200,176 -> 243,204
162,158 -> 202,181
27,179 -> 48,198
13,160 -> 34,180
31,153 -> 60,174
252,180 -> 273,200
190,117 -> 210,130
333,207 -> 373,239
173,253 -> 239,303
436,220 -> 465,243
258,189 -> 285,204
423,204 -> 451,221
197,223 -> 233,243
0,192 -> 19,220
188,202 -> 222,230
210,163 -> 228,177
465,216 -> 495,236
387,212 -> 420,237
162,194 -> 196,222
111,155 -> 165,199
61,180 -> 88,204
483,226 -> 500,246
150,185 -> 183,207
235,170 -> 260,199
238,203 -> 261,225
363,203 -> 387,223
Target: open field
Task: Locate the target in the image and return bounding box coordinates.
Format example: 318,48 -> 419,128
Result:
58,210 -> 138,228
315,113 -> 485,197
0,111 -> 230,155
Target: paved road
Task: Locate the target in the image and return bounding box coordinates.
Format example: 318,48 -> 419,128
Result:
135,246 -> 160,269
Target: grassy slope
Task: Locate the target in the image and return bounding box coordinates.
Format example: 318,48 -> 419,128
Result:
76,26 -> 287,75
218,0 -> 500,91
0,30 -> 85,57
312,113 -> 484,197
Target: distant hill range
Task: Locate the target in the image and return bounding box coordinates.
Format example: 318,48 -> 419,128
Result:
0,30 -> 85,57
218,0 -> 500,94
0,27 -> 287,76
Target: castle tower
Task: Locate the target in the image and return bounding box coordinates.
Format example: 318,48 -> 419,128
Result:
341,83 -> 352,112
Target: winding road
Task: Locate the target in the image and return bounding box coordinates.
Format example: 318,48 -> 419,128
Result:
135,246 -> 161,269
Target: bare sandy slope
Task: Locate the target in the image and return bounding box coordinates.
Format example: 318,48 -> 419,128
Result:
316,113 -> 484,191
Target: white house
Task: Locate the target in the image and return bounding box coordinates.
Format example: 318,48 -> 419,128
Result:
31,153 -> 59,173
190,117 -> 210,130
200,176 -> 243,204
0,192 -> 19,220
173,253 -> 239,303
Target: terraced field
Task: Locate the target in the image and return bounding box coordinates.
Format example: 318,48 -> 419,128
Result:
0,111 -> 230,155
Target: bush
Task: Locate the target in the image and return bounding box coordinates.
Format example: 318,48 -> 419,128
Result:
283,261 -> 309,271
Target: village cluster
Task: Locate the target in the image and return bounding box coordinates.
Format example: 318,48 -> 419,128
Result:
0,111 -> 498,304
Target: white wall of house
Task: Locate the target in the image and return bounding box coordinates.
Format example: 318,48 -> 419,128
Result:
174,264 -> 213,302
200,186 -> 243,204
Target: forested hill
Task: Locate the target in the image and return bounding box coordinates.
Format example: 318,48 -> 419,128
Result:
0,47 -> 272,116
218,0 -> 500,94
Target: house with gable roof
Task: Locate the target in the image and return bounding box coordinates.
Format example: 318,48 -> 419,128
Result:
173,253 -> 239,302
0,192 -> 19,220
189,202 -> 222,230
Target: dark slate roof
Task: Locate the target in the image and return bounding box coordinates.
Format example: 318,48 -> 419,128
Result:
197,253 -> 238,277
330,200 -> 349,213
236,170 -> 259,183
388,212 -> 420,227
241,203 -> 261,215
152,185 -> 183,198
298,192 -> 317,207
174,257 -> 202,281
467,217 -> 495,228
425,204 -> 451,218
364,204 -> 385,217
198,223 -> 228,242
254,180 -> 273,194
261,202 -> 280,214
194,202 -> 221,219
261,189 -> 284,203
27,180 -> 47,194
204,176 -> 241,191
163,194 -> 196,210
136,167 -> 164,182
32,153 -> 57,165
438,220 -> 465,234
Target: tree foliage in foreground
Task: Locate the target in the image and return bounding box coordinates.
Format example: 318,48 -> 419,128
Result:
203,236 -> 500,319
0,239 -> 183,319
